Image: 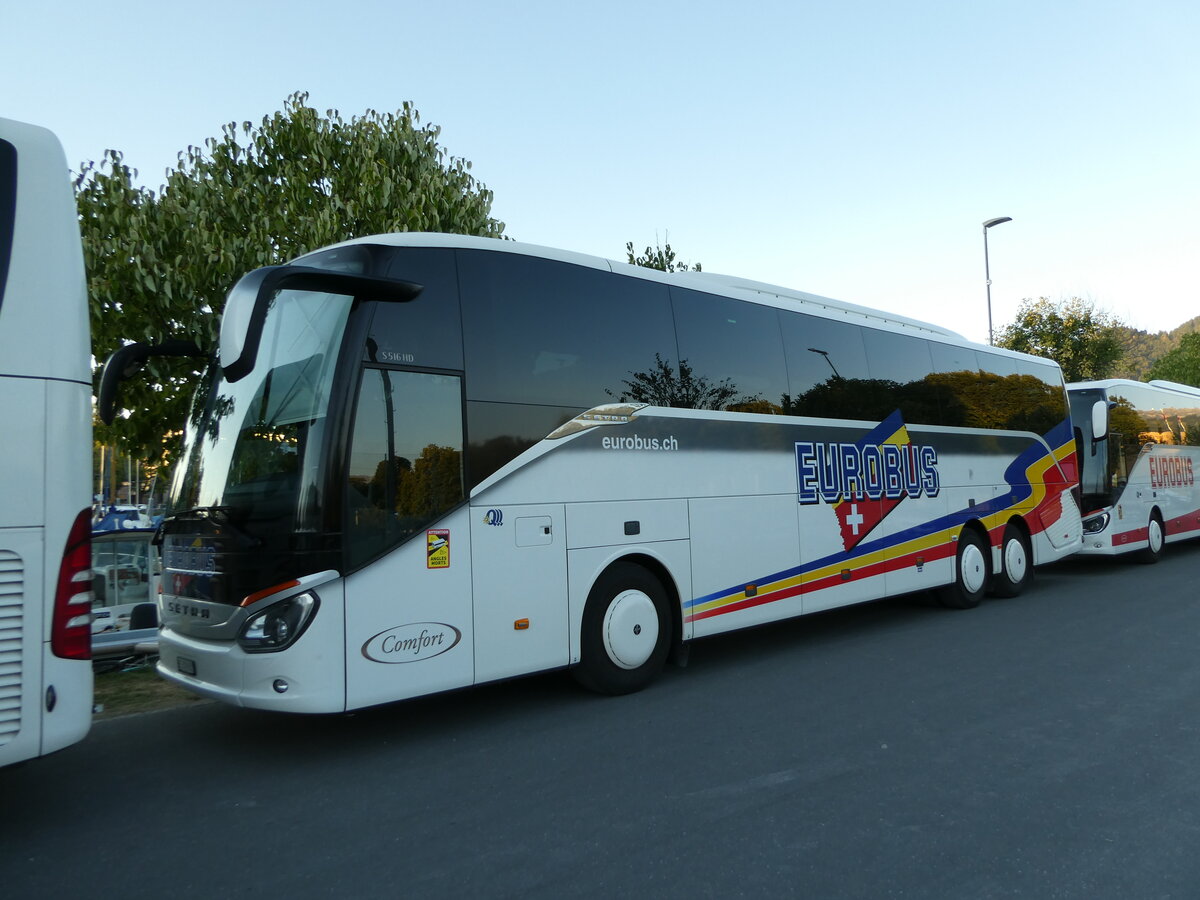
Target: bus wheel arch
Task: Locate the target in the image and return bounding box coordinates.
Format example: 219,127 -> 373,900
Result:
572,557 -> 674,695
937,522 -> 989,610
990,518 -> 1033,598
1137,509 -> 1165,564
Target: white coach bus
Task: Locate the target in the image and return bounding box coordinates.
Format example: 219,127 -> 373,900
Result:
103,234 -> 1082,711
0,118 -> 93,765
1069,378 -> 1200,561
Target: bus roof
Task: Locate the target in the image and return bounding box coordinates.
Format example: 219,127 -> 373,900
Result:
1069,378 -> 1200,400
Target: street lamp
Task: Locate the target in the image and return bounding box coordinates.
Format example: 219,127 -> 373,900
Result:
982,216 -> 1012,345
808,347 -> 840,379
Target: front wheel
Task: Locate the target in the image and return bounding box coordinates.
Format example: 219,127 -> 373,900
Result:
990,524 -> 1032,598
937,529 -> 989,609
1137,512 -> 1165,564
573,562 -> 671,695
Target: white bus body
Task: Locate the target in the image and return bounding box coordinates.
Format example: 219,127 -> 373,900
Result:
0,118 -> 94,766
144,234 -> 1081,712
1069,378 -> 1200,560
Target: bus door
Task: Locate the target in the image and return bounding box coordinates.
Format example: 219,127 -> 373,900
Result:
342,367 -> 475,707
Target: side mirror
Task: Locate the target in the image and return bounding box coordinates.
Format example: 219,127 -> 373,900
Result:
1091,399 -> 1108,442
220,266 -> 422,383
97,339 -> 205,425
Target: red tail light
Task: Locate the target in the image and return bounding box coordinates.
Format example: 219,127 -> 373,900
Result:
51,508 -> 93,660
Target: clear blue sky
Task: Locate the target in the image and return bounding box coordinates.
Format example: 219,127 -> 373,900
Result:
4,0 -> 1197,344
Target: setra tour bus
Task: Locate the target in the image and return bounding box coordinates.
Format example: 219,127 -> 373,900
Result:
102,234 -> 1083,712
0,118 -> 94,766
1068,378 -> 1200,561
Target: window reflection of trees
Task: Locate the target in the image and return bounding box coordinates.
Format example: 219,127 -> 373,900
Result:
1105,397 -> 1200,486
611,358 -> 1067,435
608,354 -> 772,413
349,443 -> 464,539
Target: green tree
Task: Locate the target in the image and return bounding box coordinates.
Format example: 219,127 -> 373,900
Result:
1148,332 -> 1200,387
625,239 -> 701,272
995,297 -> 1124,382
78,92 -> 504,463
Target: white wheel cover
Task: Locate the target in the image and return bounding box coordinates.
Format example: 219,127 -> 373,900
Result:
961,542 -> 987,594
1149,518 -> 1163,553
602,589 -> 659,670
1003,537 -> 1027,584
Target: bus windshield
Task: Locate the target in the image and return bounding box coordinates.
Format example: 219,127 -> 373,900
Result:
169,288 -> 352,534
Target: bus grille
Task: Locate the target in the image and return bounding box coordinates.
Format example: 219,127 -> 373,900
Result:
0,551 -> 23,747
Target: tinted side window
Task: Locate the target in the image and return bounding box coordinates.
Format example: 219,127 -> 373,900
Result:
356,247 -> 464,371
465,400 -> 580,488
344,368 -> 465,569
780,313 -> 871,419
1016,359 -> 1069,435
978,351 -> 1019,378
861,330 -> 939,425
929,341 -> 983,428
671,288 -> 788,413
458,251 -> 676,408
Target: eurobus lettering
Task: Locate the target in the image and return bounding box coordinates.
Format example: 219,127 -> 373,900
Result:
1149,456 -> 1194,489
796,440 -> 939,504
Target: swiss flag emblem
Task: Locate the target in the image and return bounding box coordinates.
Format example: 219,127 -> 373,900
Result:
832,411 -> 910,552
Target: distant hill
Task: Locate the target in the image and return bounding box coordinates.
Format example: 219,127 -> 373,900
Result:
1114,315 -> 1200,380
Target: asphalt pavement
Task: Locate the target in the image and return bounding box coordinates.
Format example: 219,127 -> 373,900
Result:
4,543 -> 1200,898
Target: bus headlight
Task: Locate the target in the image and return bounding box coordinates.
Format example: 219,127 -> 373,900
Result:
238,592 -> 319,653
1082,512 -> 1110,535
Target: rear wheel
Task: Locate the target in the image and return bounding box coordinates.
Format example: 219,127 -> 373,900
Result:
1137,511 -> 1165,564
938,528 -> 988,609
990,523 -> 1032,598
573,562 -> 671,695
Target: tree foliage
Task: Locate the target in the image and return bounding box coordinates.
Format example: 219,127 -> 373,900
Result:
995,297 -> 1124,383
1148,332 -> 1200,387
625,239 -> 701,273
77,92 -> 504,463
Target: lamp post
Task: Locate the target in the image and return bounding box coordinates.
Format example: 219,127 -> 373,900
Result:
808,347 -> 840,379
982,216 -> 1012,345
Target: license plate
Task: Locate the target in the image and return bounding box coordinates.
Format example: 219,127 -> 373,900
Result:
177,656 -> 196,676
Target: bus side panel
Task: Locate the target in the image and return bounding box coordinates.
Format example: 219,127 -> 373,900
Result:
0,527 -> 44,767
879,488 -> 954,599
0,377 -> 47,529
687,495 -> 804,637
37,379 -> 93,755
343,506 -> 474,710
1159,448 -> 1200,541
471,503 -> 568,684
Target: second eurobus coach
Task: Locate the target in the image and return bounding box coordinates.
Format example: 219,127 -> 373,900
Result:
0,118 -> 94,766
103,234 -> 1082,711
1069,378 -> 1200,561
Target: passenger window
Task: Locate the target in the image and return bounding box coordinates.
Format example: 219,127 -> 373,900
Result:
365,247 -> 464,371
671,288 -> 788,412
780,313 -> 871,419
458,251 -> 676,408
861,329 -> 939,425
344,368 -> 465,569
928,342 -> 983,428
